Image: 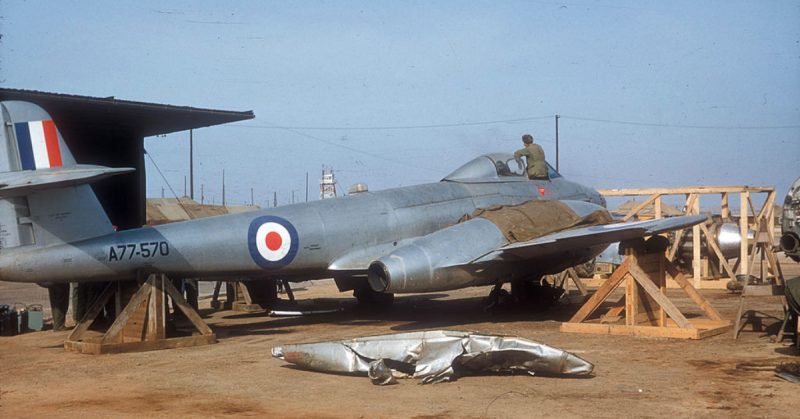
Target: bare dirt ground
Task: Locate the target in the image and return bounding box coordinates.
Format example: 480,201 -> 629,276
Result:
2,259 -> 799,418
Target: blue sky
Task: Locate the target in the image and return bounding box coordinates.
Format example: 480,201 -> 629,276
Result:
1,1 -> 798,209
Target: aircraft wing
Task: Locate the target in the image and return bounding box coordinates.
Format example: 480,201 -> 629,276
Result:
475,214 -> 708,262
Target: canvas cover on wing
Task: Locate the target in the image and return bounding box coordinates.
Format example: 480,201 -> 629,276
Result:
462,200 -> 614,243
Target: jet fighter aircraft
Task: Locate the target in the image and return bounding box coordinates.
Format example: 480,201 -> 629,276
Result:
0,101 -> 706,306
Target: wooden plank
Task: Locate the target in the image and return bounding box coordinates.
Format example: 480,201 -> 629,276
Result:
102,281 -> 153,344
121,297 -> 148,343
598,186 -> 774,196
765,248 -> 784,286
740,192 -> 750,276
146,275 -> 166,341
664,261 -> 723,321
654,196 -> 662,219
67,283 -> 115,342
658,254 -> 666,327
721,193 -> 729,219
692,194 -> 702,287
625,272 -> 638,326
561,322 -> 701,339
628,263 -> 692,329
699,223 -> 737,279
66,334 -> 217,355
602,296 -> 626,318
566,268 -> 588,296
757,191 -> 776,222
621,194 -> 660,222
567,258 -> 631,323
766,191 -> 776,242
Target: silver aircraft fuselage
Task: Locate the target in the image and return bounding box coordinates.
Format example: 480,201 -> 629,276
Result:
0,155 -> 603,287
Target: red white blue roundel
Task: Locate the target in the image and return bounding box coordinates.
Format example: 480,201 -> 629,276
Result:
248,216 -> 299,269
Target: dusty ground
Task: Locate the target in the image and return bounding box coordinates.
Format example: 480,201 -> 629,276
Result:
1,259 -> 799,418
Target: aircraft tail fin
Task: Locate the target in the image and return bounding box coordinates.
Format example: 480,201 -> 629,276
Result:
0,101 -> 131,249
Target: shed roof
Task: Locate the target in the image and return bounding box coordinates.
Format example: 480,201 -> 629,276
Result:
0,88 -> 254,137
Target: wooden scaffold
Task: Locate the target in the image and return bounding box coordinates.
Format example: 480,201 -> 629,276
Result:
598,186 -> 781,289
561,242 -> 731,339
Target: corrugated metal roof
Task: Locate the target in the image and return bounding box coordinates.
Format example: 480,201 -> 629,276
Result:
0,88 -> 254,137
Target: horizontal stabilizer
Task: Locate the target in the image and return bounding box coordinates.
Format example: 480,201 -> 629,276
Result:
0,164 -> 135,197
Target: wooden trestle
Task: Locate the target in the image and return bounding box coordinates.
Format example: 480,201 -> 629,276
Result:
561,248 -> 731,340
65,273 -> 216,354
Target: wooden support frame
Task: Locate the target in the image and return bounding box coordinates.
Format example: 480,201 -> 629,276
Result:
561,248 -> 731,340
599,185 -> 778,289
65,273 -> 216,354
547,267 -> 589,297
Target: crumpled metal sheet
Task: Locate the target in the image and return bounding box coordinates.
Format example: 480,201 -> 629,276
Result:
271,330 -> 593,385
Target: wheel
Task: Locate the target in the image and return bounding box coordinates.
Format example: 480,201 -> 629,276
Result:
511,278 -> 562,309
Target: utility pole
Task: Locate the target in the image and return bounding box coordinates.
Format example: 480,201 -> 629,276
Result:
273,191 -> 277,207
305,172 -> 309,202
200,184 -> 204,205
189,129 -> 194,200
250,187 -> 254,206
555,114 -> 560,172
222,169 -> 226,207
292,190 -> 295,204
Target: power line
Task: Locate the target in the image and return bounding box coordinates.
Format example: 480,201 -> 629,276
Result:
231,115 -> 554,131
275,126 -> 440,174
144,148 -> 193,215
224,114 -> 800,132
559,115 -> 800,130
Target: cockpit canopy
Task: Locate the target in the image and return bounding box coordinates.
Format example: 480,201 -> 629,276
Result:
443,153 -> 561,182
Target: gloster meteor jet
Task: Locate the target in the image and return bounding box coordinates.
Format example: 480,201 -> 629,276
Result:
0,101 -> 705,306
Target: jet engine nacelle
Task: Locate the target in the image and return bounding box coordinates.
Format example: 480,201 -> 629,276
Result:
368,218 -> 508,293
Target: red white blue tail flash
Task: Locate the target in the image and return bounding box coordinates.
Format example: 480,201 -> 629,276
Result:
14,120 -> 63,170
248,216 -> 299,268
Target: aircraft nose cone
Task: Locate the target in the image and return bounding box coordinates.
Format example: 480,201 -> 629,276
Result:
559,352 -> 594,375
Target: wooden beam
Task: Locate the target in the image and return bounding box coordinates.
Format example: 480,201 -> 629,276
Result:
698,223 -> 737,280
740,192 -> 750,276
665,261 -> 723,321
625,271 -> 638,326
566,268 -> 588,296
163,277 -> 213,335
568,258 -> 631,323
67,283 -> 115,342
691,195 -> 702,287
598,186 -> 773,196
721,192 -> 729,219
621,194 -> 660,222
628,263 -> 692,329
654,196 -> 662,219
102,281 -> 153,344
146,275 -> 166,341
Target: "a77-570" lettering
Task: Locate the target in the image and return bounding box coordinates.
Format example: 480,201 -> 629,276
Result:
108,241 -> 170,262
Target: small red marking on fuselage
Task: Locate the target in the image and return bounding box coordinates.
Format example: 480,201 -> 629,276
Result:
538,186 -> 547,196
265,231 -> 283,251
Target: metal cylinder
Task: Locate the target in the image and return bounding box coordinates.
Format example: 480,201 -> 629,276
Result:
679,222 -> 752,260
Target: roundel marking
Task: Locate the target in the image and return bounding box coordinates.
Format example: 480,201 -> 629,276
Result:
248,216 -> 299,269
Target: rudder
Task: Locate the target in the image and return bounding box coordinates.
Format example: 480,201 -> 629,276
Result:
0,101 -> 119,249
